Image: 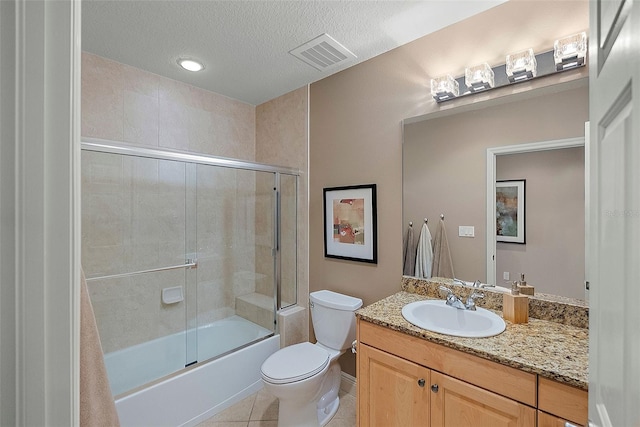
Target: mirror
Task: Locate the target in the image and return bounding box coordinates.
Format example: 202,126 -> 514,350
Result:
402,83 -> 589,300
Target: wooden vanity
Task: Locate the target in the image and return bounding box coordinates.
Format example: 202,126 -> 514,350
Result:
355,286 -> 588,427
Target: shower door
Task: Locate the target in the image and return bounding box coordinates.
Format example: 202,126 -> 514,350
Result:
82,141 -> 298,395
82,150 -> 192,395
190,164 -> 277,364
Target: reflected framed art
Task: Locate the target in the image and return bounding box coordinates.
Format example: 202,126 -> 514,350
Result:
496,180 -> 526,244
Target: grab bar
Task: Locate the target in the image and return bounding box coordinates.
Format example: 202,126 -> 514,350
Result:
86,260 -> 197,282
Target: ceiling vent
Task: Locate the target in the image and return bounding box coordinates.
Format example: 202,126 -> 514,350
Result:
290,33 -> 357,72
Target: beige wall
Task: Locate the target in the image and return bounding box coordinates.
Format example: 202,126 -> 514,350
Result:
309,0 -> 588,376
496,148 -> 585,299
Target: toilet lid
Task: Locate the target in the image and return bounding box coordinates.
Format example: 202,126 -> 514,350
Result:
261,342 -> 329,384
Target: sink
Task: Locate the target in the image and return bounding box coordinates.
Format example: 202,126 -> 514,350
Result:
401,299 -> 506,338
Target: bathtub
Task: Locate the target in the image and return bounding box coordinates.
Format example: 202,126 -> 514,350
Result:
106,315 -> 279,426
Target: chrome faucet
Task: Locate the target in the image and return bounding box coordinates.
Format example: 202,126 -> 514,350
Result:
464,291 -> 484,311
439,286 -> 484,311
454,278 -> 494,289
453,278 -> 466,287
439,286 -> 466,309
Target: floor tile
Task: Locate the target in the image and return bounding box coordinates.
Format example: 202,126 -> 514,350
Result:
198,387 -> 356,426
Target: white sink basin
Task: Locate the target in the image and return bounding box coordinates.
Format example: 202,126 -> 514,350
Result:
401,300 -> 506,338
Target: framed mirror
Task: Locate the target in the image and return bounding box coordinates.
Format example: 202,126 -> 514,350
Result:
402,83 -> 588,300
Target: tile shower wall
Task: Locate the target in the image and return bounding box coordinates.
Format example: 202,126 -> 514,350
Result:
83,52 -> 309,353
82,53 -> 255,158
256,87 -> 309,345
82,52 -> 260,353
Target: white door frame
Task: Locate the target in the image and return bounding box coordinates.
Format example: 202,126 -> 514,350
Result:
485,136 -> 586,287
1,0 -> 81,424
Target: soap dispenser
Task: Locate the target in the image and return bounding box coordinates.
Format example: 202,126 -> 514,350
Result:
503,281 -> 529,324
516,273 -> 535,295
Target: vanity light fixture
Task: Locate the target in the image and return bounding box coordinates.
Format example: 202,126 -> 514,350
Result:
431,37 -> 587,104
505,48 -> 537,83
465,63 -> 495,92
177,58 -> 204,72
430,75 -> 459,101
554,32 -> 587,71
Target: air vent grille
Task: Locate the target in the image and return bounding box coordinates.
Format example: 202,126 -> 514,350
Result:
290,33 -> 356,72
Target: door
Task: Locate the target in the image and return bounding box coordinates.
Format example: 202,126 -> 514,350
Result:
588,1 -> 640,426
358,343 -> 430,427
430,372 -> 535,427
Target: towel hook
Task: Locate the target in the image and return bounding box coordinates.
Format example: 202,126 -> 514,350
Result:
409,221 -> 413,227
424,218 -> 428,224
440,214 -> 445,220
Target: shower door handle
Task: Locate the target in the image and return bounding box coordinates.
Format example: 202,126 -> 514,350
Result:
275,189 -> 280,251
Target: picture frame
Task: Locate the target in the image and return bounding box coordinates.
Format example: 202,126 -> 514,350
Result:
323,184 -> 377,263
496,180 -> 526,244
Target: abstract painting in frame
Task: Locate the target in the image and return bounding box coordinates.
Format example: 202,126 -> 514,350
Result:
496,180 -> 526,244
323,184 -> 377,263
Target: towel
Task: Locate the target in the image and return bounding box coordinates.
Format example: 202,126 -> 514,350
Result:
432,218 -> 455,279
403,225 -> 416,275
80,269 -> 120,427
414,222 -> 434,278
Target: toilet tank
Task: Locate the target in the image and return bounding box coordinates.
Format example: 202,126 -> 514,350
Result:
310,290 -> 363,351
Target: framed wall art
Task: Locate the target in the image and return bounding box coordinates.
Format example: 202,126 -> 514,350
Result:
323,184 -> 377,263
496,180 -> 526,244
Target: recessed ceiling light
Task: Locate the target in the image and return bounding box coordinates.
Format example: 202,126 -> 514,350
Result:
177,58 -> 204,72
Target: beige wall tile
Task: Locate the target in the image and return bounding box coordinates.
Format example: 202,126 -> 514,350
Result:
82,52 -> 307,361
123,90 -> 159,146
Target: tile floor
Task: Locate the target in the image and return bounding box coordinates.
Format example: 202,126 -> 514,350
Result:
197,387 -> 356,427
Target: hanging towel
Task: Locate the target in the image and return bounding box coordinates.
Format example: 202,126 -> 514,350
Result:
414,222 -> 434,278
80,268 -> 120,427
403,224 -> 416,275
432,218 -> 455,279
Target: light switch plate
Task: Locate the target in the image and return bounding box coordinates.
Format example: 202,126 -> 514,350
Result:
458,226 -> 475,237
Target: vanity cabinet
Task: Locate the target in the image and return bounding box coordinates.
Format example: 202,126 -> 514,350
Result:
359,343 -> 430,426
430,371 -> 535,426
537,377 -> 588,427
356,319 -> 584,427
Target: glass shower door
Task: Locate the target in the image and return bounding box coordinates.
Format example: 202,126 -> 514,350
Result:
81,150 -> 191,396
194,164 -> 276,363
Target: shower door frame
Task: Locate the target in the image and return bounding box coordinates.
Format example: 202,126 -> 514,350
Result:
82,137 -> 299,369
82,136 -> 300,310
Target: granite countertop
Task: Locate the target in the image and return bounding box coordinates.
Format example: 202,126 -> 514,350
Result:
356,291 -> 588,390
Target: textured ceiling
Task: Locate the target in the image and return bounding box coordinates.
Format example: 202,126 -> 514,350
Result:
81,0 -> 506,106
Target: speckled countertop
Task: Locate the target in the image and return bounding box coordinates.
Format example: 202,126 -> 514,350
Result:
356,290 -> 588,390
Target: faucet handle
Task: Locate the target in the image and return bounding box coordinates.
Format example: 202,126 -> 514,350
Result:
438,285 -> 454,297
469,291 -> 484,300
465,291 -> 484,310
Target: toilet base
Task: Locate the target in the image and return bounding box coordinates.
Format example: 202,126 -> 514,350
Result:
317,395 -> 339,427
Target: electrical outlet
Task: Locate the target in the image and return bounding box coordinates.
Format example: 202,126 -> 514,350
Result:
503,271 -> 510,281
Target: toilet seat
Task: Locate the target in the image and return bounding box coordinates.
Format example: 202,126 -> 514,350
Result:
261,342 -> 329,384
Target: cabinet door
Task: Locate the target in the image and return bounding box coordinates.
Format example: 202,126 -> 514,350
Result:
358,343 -> 430,427
430,371 -> 535,427
538,410 -> 584,427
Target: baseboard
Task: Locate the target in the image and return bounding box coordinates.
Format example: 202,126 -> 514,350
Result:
340,371 -> 357,398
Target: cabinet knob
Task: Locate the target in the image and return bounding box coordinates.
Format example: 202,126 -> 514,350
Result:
431,384 -> 439,393
417,378 -> 425,387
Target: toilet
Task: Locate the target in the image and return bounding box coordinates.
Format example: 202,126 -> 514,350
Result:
260,290 -> 363,427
